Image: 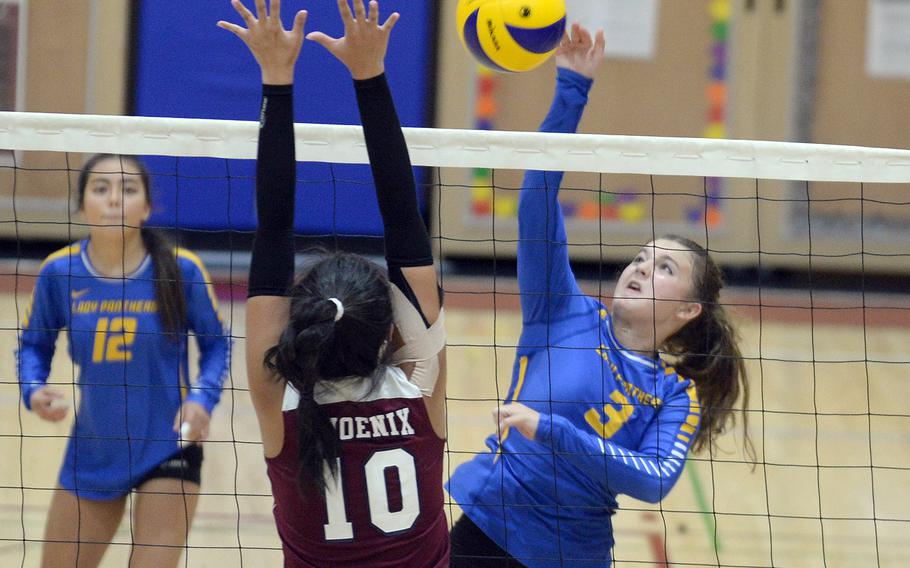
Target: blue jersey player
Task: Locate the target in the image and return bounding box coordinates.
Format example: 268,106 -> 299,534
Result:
17,154 -> 230,568
447,25 -> 752,567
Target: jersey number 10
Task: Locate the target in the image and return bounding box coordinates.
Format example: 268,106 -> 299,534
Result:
323,448 -> 420,540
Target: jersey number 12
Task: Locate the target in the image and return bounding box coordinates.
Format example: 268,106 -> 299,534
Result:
92,317 -> 137,363
323,448 -> 420,540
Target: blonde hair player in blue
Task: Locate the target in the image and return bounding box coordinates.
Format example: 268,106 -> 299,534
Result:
447,25 -> 752,567
17,154 -> 230,567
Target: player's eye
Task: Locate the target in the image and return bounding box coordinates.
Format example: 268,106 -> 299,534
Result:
123,185 -> 142,196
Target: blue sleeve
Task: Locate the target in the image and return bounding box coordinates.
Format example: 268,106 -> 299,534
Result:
182,259 -> 230,414
518,68 -> 594,324
535,378 -> 701,503
17,267 -> 65,410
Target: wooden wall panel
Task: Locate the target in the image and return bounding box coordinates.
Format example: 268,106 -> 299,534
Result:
2,0 -> 130,240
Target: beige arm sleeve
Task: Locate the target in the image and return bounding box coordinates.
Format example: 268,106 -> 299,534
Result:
388,284 -> 446,396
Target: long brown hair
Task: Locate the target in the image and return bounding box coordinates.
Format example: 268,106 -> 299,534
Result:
77,154 -> 187,335
660,235 -> 755,463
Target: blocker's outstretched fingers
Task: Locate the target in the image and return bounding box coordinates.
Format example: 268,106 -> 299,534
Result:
254,0 -> 268,21
217,20 -> 248,38
231,0 -> 258,27
337,0 -> 354,27
291,9 -> 307,36
380,10 -> 399,32
306,0 -> 396,80
352,0 -> 367,22
367,0 -> 379,23
218,0 -> 307,84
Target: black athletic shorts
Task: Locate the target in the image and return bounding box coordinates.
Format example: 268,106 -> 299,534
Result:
135,444 -> 203,489
450,514 -> 525,567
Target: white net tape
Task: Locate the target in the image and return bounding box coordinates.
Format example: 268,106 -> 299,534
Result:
2,111 -> 910,182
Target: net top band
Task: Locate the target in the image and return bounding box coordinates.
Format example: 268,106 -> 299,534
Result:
2,111 -> 909,183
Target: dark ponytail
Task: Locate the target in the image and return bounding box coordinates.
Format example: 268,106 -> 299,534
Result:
264,252 -> 393,493
660,235 -> 755,463
78,154 -> 187,336
140,228 -> 187,336
267,300 -> 342,494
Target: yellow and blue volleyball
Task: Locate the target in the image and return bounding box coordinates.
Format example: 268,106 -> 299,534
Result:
456,0 -> 566,73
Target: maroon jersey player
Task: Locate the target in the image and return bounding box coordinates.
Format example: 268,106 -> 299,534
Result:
219,0 -> 448,566
269,367 -> 446,564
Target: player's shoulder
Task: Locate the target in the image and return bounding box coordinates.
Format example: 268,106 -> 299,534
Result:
313,367 -> 421,407
37,242 -> 84,276
173,247 -> 211,279
660,363 -> 698,399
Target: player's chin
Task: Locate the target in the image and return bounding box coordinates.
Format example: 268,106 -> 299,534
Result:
91,221 -> 142,233
611,297 -> 663,323
612,295 -> 655,312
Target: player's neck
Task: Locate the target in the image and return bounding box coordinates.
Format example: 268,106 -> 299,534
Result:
610,312 -> 666,358
86,232 -> 148,278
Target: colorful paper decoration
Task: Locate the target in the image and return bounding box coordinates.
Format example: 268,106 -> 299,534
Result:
469,66 -> 498,219
699,0 -> 729,228
619,202 -> 647,223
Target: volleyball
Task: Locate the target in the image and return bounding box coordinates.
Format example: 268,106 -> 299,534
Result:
456,0 -> 566,73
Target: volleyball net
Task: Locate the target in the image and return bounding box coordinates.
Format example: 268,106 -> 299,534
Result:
1,110 -> 909,567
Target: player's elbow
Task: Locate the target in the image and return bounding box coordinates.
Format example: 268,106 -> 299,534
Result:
633,476 -> 680,504
636,484 -> 665,504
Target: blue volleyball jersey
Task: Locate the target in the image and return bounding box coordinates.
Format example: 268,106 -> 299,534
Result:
447,69 -> 702,567
17,240 -> 230,499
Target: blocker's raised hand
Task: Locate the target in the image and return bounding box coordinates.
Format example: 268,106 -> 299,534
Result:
306,0 -> 400,81
218,0 -> 307,84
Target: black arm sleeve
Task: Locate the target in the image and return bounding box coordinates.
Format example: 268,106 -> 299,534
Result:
248,84 -> 296,298
354,74 -> 433,269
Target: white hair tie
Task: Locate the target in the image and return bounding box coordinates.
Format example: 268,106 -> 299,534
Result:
327,297 -> 344,322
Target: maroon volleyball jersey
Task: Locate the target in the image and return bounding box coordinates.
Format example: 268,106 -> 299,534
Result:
265,367 -> 449,567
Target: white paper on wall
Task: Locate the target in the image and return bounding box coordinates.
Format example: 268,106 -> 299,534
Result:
866,0 -> 910,79
564,0 -> 660,60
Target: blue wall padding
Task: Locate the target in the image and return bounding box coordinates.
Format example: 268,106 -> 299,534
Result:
133,0 -> 434,234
